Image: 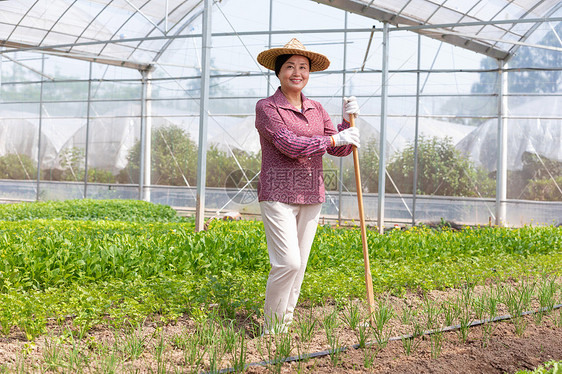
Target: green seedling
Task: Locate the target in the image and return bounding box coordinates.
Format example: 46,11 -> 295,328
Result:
553,309 -> 562,328
536,276 -> 558,324
504,280 -> 534,336
401,335 -> 421,356
443,300 -> 459,326
370,297 -> 394,348
430,331 -> 444,359
263,331 -> 293,374
457,306 -> 473,343
64,335 -> 90,373
340,301 -> 362,330
93,340 -> 122,374
295,308 -> 317,344
153,327 -> 171,374
481,320 -> 497,348
220,320 -> 239,354
454,285 -> 474,342
363,345 -> 379,369
184,336 -> 206,371
423,297 -> 441,330
196,317 -> 218,348
230,333 -> 247,374
323,309 -> 342,366
487,286 -> 501,320
207,344 -> 222,374
42,338 -> 65,371
355,320 -> 370,349
473,293 -> 487,321
120,323 -> 149,361
399,305 -> 415,325
402,315 -> 424,355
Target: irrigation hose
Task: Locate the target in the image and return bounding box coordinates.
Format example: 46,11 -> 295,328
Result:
204,303 -> 562,374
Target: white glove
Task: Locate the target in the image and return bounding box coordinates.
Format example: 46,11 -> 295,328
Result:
343,96 -> 360,123
331,126 -> 360,148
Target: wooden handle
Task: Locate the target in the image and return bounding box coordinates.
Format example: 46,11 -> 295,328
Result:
349,114 -> 376,318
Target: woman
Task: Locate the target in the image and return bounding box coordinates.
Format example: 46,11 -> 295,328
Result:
255,38 -> 360,334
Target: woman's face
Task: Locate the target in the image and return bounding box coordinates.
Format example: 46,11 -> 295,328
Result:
278,55 -> 310,94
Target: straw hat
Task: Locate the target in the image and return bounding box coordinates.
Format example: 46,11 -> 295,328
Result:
257,38 -> 330,72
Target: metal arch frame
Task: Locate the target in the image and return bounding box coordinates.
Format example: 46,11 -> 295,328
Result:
1,1 -> 560,69
5,16 -> 562,68
97,0 -> 154,58
312,0 -> 512,60
476,0 -> 552,55
311,0 -> 562,60
132,1 -> 205,64
7,0 -> 101,57
38,0 -> 79,47
451,2 -> 481,27
468,0 -> 527,46
123,0 -> 168,35
98,0 -> 202,65
70,1 -> 115,55
505,1 -> 562,61
0,0 -> 205,70
5,0 -> 41,42
151,11 -> 204,62
396,0 -> 480,29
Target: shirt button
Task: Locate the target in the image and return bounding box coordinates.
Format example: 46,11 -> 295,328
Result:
308,157 -> 311,160
308,173 -> 312,176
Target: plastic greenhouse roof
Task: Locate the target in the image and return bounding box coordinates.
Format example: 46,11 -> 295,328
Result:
313,0 -> 562,60
0,0 -> 561,70
0,0 -> 205,70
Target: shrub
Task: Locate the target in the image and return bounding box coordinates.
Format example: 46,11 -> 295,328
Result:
0,153 -> 37,180
0,199 -> 186,222
385,136 -> 495,197
522,177 -> 562,201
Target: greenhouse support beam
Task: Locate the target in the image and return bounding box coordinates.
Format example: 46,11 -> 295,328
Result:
83,62 -> 93,198
35,54 -> 45,201
495,60 -> 508,226
377,22 -> 389,234
139,69 -> 153,202
313,0 -> 508,60
6,14 -> 562,66
412,34 -> 421,227
195,0 -> 212,232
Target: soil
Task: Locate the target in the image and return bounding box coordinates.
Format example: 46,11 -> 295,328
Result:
271,318 -> 562,374
0,285 -> 561,373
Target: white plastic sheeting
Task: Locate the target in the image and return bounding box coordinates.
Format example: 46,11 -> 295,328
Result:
0,110 -> 477,172
0,111 -> 63,169
313,0 -> 562,60
457,96 -> 562,171
0,0 -> 205,69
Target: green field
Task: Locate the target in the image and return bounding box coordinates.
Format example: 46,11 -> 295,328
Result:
0,199 -> 561,341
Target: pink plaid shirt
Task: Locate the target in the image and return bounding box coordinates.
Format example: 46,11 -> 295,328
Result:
255,88 -> 353,204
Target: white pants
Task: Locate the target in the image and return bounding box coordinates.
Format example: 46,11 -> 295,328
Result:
260,201 -> 322,331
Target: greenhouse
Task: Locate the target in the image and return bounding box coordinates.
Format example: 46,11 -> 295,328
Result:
1,0 -> 562,230
1,2 -> 562,373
